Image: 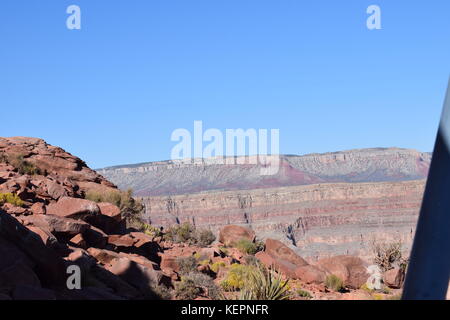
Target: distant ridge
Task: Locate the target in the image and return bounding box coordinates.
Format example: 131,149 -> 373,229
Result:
98,148 -> 431,196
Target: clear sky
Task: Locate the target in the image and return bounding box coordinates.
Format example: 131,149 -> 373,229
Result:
1,1 -> 449,168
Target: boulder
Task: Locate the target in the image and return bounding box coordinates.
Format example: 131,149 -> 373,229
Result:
108,234 -> 136,248
22,214 -> 90,235
264,239 -> 308,267
46,196 -> 99,219
295,265 -> 327,284
69,234 -> 87,249
30,202 -> 46,215
218,225 -> 255,246
316,255 -> 369,289
27,225 -> 58,247
97,202 -> 121,221
383,267 -> 405,289
0,210 -> 66,287
87,248 -> 121,265
105,257 -> 170,292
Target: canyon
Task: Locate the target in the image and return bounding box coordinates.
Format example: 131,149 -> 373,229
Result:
100,148 -> 430,260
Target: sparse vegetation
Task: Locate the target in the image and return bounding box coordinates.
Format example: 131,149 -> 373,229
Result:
164,222 -> 215,247
371,240 -> 403,272
174,276 -> 201,300
141,223 -> 164,238
85,189 -> 144,226
177,256 -> 199,275
0,153 -> 43,175
0,193 -> 25,207
325,274 -> 344,292
210,261 -> 226,273
235,239 -> 256,254
221,264 -> 255,291
174,272 -> 222,300
238,265 -> 291,300
297,288 -> 313,299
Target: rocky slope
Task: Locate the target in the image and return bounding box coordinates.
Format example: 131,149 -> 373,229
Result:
1,137 -> 405,300
99,148 -> 431,196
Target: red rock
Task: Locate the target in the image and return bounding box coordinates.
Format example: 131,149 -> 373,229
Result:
66,249 -> 96,269
218,225 -> 255,246
1,203 -> 27,216
22,214 -> 90,235
105,257 -> 170,291
27,226 -> 57,246
295,265 -> 327,284
265,239 -> 308,267
98,202 -> 121,221
316,255 -> 369,289
383,267 -> 405,289
90,265 -> 140,299
46,196 -> 99,219
87,248 -> 121,265
108,234 -> 136,248
45,180 -> 67,200
0,210 -> 66,287
69,234 -> 87,248
30,202 -> 46,215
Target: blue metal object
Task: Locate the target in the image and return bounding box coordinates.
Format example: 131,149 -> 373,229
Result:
403,79 -> 450,300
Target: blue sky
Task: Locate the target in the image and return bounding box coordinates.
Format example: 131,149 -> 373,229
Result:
1,1 -> 449,168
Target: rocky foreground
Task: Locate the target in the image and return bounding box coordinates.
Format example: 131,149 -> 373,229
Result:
0,137 -> 405,300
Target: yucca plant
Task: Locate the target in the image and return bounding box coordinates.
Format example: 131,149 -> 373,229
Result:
239,265 -> 290,300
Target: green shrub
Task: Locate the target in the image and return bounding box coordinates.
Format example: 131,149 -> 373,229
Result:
239,266 -> 290,300
141,223 -> 163,238
325,274 -> 344,292
220,264 -> 255,291
184,272 -> 223,300
174,276 -> 201,300
177,256 -> 199,275
164,223 -> 216,247
244,255 -> 260,267
235,239 -> 258,255
195,229 -> 216,247
210,261 -> 226,273
297,289 -> 312,299
0,193 -> 25,207
85,188 -> 144,225
2,154 -> 42,175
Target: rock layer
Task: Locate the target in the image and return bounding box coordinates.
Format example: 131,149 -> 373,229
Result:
142,180 -> 425,260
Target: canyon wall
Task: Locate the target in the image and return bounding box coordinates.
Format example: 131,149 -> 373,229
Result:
141,180 -> 425,261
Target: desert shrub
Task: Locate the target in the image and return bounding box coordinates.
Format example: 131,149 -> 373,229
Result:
141,223 -> 164,238
325,274 -> 344,292
0,193 -> 24,207
177,256 -> 199,275
2,154 -> 42,175
244,255 -> 260,267
85,188 -> 144,225
174,276 -> 201,300
239,266 -> 290,300
220,264 -> 255,291
164,223 -> 215,247
297,289 -> 313,299
210,261 -> 226,273
235,239 -> 258,255
371,240 -> 403,272
184,272 -> 223,300
195,229 -> 216,247
219,246 -> 229,256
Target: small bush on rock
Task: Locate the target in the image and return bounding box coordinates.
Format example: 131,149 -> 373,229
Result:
325,274 -> 344,292
1,153 -> 43,175
235,239 -> 263,255
297,289 -> 312,299
371,240 -> 403,272
174,276 -> 201,300
164,223 -> 215,247
177,256 -> 199,275
220,264 -> 255,291
0,193 -> 24,207
85,188 -> 144,226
